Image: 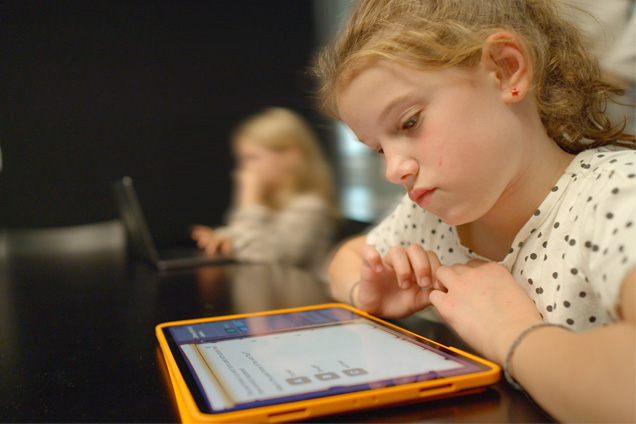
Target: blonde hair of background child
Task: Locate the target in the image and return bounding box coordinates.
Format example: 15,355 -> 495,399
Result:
232,107 -> 339,217
316,0 -> 635,153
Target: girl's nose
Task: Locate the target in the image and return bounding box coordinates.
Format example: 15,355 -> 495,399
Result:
385,154 -> 418,185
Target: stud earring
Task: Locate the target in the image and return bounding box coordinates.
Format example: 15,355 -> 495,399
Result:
510,88 -> 520,96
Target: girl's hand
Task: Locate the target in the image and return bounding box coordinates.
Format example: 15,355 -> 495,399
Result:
355,244 -> 442,319
430,260 -> 543,365
191,225 -> 233,256
234,167 -> 266,207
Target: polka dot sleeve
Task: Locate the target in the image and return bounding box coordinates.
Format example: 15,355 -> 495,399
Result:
584,160 -> 636,318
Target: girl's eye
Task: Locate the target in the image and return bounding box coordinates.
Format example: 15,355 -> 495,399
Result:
401,113 -> 420,131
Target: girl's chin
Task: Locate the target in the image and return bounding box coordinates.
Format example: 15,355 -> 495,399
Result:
426,207 -> 476,227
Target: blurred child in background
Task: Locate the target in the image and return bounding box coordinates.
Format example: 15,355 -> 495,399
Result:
191,107 -> 338,274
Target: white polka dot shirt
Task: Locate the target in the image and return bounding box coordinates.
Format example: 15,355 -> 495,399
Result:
367,147 -> 636,331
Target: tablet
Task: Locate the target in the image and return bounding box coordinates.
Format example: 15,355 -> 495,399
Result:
156,303 -> 500,423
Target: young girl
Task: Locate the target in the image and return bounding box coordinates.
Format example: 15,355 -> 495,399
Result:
316,0 -> 635,421
191,107 -> 338,274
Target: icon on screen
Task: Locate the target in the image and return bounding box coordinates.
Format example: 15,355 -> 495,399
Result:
315,372 -> 340,381
343,368 -> 368,377
286,376 -> 311,385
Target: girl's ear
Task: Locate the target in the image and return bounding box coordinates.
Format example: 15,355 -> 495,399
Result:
481,32 -> 530,104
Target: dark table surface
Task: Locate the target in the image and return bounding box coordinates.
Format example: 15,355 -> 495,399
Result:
0,221 -> 555,423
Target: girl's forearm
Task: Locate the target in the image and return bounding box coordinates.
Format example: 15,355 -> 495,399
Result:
511,323 -> 635,422
328,234 -> 367,303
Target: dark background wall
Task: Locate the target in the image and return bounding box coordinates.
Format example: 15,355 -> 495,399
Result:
0,0 -> 321,245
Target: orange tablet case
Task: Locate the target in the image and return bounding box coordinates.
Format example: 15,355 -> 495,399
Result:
156,303 -> 500,423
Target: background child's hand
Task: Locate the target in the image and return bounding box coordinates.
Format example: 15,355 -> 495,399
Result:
430,260 -> 543,365
191,225 -> 233,256
234,167 -> 266,207
355,244 -> 442,319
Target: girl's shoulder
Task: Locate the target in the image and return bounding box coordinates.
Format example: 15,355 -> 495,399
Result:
555,148 -> 636,323
563,147 -> 636,204
571,147 -> 636,179
561,147 -> 636,225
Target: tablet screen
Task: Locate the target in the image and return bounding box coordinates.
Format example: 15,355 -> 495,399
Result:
162,306 -> 488,414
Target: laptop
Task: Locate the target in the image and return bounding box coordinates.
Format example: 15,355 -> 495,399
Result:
112,176 -> 232,271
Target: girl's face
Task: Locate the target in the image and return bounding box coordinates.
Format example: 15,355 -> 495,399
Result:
336,60 -> 526,226
235,140 -> 290,188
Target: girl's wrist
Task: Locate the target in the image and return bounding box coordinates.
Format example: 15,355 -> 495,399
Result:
504,323 -> 572,390
349,281 -> 360,307
491,319 -> 543,366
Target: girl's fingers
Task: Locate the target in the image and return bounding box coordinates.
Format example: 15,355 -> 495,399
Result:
425,250 -> 442,288
205,242 -> 218,255
426,250 -> 446,290
450,263 -> 472,274
466,259 -> 488,268
426,250 -> 442,269
205,235 -> 223,255
194,233 -> 210,249
192,226 -> 215,249
192,225 -> 211,235
428,287 -> 446,310
384,247 -> 414,289
220,239 -> 233,255
405,244 -> 433,288
435,265 -> 459,290
361,245 -> 383,273
434,262 -> 479,291
413,284 -> 437,309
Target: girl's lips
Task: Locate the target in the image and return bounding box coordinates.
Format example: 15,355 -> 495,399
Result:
409,188 -> 437,208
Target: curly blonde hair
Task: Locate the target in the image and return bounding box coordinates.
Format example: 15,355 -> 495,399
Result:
315,0 -> 634,153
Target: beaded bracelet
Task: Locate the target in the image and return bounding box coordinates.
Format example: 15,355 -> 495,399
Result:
504,323 -> 571,390
349,281 -> 360,307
